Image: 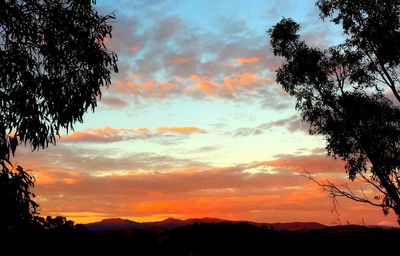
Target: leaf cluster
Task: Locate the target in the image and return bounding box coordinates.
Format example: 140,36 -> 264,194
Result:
0,0 -> 118,160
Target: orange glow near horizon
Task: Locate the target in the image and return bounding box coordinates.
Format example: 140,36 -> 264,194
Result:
22,151 -> 398,226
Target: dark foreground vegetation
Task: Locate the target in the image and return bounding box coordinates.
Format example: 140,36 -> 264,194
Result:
2,221 -> 400,256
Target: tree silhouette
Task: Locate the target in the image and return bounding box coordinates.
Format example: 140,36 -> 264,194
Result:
34,215 -> 75,231
0,0 -> 117,161
0,163 -> 38,232
0,0 -> 118,231
269,0 -> 400,223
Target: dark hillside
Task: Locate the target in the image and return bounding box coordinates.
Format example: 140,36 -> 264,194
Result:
2,221 -> 400,256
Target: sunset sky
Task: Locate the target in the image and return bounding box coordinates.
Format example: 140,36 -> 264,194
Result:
11,0 -> 398,226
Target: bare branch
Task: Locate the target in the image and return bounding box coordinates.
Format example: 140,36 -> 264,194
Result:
302,171 -> 385,208
357,172 -> 387,196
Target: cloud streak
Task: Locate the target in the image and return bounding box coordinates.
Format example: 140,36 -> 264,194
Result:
62,127 -> 149,143
238,56 -> 261,64
61,126 -> 207,143
100,95 -> 129,109
156,126 -> 207,134
232,115 -> 308,137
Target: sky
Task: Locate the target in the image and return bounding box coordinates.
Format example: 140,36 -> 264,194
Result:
12,0 -> 398,226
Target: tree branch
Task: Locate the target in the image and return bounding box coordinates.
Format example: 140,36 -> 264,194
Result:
302,171 -> 385,208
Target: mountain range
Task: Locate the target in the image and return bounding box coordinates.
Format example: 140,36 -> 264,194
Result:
85,217 -> 327,232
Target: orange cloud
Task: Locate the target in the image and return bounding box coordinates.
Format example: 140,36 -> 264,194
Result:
161,82 -> 174,89
259,154 -> 346,174
188,75 -> 218,96
18,126 -> 393,226
187,73 -> 274,98
113,79 -> 137,93
167,57 -> 192,64
238,56 -> 261,64
31,164 -> 321,222
62,127 -> 149,143
62,126 -> 207,143
132,189 -> 327,217
34,170 -> 83,186
112,77 -> 182,99
224,72 -> 274,92
130,45 -> 138,53
20,150 -> 396,225
156,126 -> 206,134
111,71 -> 277,101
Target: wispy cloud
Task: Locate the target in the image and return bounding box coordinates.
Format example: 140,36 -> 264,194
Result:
99,95 -> 130,109
166,57 -> 192,65
156,126 -> 207,134
62,127 -> 150,143
62,126 -> 207,143
238,56 -> 261,64
186,73 -> 274,99
231,115 -> 308,137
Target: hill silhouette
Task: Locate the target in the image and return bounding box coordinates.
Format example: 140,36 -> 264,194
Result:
85,217 -> 327,232
2,217 -> 400,255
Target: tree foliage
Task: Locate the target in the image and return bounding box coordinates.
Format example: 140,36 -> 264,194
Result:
269,0 -> 400,223
0,0 -> 118,231
34,215 -> 79,231
0,0 -> 118,161
0,163 -> 38,232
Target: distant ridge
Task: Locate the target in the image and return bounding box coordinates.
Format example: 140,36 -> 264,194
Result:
85,217 -> 327,232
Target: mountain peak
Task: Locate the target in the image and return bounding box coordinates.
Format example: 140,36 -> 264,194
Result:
189,217 -> 225,222
98,218 -> 133,224
163,217 -> 181,222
